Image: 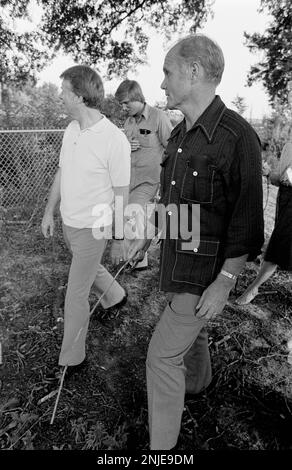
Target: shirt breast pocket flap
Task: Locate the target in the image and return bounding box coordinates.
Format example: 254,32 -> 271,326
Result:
138,128 -> 155,148
181,156 -> 216,204
172,238 -> 220,287
176,238 -> 219,256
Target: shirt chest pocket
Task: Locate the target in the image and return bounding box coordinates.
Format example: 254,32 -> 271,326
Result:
138,129 -> 157,148
172,237 -> 220,288
180,156 -> 216,204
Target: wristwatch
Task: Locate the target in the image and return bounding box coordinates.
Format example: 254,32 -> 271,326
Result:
220,269 -> 237,281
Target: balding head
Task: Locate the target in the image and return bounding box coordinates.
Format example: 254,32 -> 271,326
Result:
169,34 -> 225,86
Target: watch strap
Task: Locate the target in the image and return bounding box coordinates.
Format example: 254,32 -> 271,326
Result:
220,269 -> 237,281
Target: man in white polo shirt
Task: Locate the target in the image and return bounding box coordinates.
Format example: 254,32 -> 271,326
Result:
41,65 -> 131,371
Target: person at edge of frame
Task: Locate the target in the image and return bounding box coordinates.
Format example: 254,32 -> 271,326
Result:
236,113 -> 292,305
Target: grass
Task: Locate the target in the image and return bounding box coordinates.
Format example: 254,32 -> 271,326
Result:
0,180 -> 292,451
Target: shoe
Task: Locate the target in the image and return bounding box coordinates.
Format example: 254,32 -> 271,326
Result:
185,378 -> 215,401
64,358 -> 88,379
184,390 -> 207,402
102,291 -> 128,318
113,292 -> 128,309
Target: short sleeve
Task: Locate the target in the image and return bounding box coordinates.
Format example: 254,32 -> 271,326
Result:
108,131 -> 131,187
157,110 -> 173,148
58,142 -> 65,167
58,125 -> 71,167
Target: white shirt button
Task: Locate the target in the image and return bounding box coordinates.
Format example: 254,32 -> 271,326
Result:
193,171 -> 198,176
171,180 -> 176,185
177,148 -> 182,153
168,211 -> 172,216
193,248 -> 198,252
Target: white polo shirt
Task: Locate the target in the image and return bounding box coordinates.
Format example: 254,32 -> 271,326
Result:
59,116 -> 131,229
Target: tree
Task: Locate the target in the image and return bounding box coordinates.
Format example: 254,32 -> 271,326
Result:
231,95 -> 247,116
39,0 -> 212,76
0,0 -> 212,87
0,85 -> 136,129
244,0 -> 292,104
0,82 -> 69,129
100,94 -> 127,128
0,0 -> 52,87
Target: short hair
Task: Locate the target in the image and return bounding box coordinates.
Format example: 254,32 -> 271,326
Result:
174,34 -> 225,85
60,65 -> 104,108
115,79 -> 145,103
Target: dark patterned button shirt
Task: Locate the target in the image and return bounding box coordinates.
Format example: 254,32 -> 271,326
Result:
158,95 -> 264,295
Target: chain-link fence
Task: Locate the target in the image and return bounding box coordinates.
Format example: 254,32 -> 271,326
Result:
0,130 -> 64,208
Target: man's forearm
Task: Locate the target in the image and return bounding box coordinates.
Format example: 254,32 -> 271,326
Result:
113,185 -> 129,238
45,168 -> 61,215
269,170 -> 280,186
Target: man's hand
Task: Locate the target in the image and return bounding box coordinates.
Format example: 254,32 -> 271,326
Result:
110,240 -> 126,265
269,169 -> 280,186
130,138 -> 140,152
262,161 -> 271,177
195,276 -> 234,320
41,212 -> 54,238
125,238 -> 151,263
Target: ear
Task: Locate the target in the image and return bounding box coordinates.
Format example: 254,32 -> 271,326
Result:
190,61 -> 200,81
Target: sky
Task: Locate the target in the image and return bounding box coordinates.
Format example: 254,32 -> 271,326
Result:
37,0 -> 273,119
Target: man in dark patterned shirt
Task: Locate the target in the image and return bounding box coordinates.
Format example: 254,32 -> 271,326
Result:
127,34 -> 264,450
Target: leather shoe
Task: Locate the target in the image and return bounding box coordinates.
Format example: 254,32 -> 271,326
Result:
102,291 -> 128,317
65,358 -> 88,379
112,292 -> 128,309
184,391 -> 206,402
185,379 -> 215,401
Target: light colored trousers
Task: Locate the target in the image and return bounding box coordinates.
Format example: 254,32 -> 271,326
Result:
113,182 -> 159,266
59,224 -> 125,366
129,183 -> 159,267
147,292 -> 212,450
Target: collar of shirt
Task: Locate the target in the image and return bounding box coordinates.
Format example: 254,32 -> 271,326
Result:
73,114 -> 108,134
141,103 -> 150,120
170,95 -> 226,143
131,102 -> 149,124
